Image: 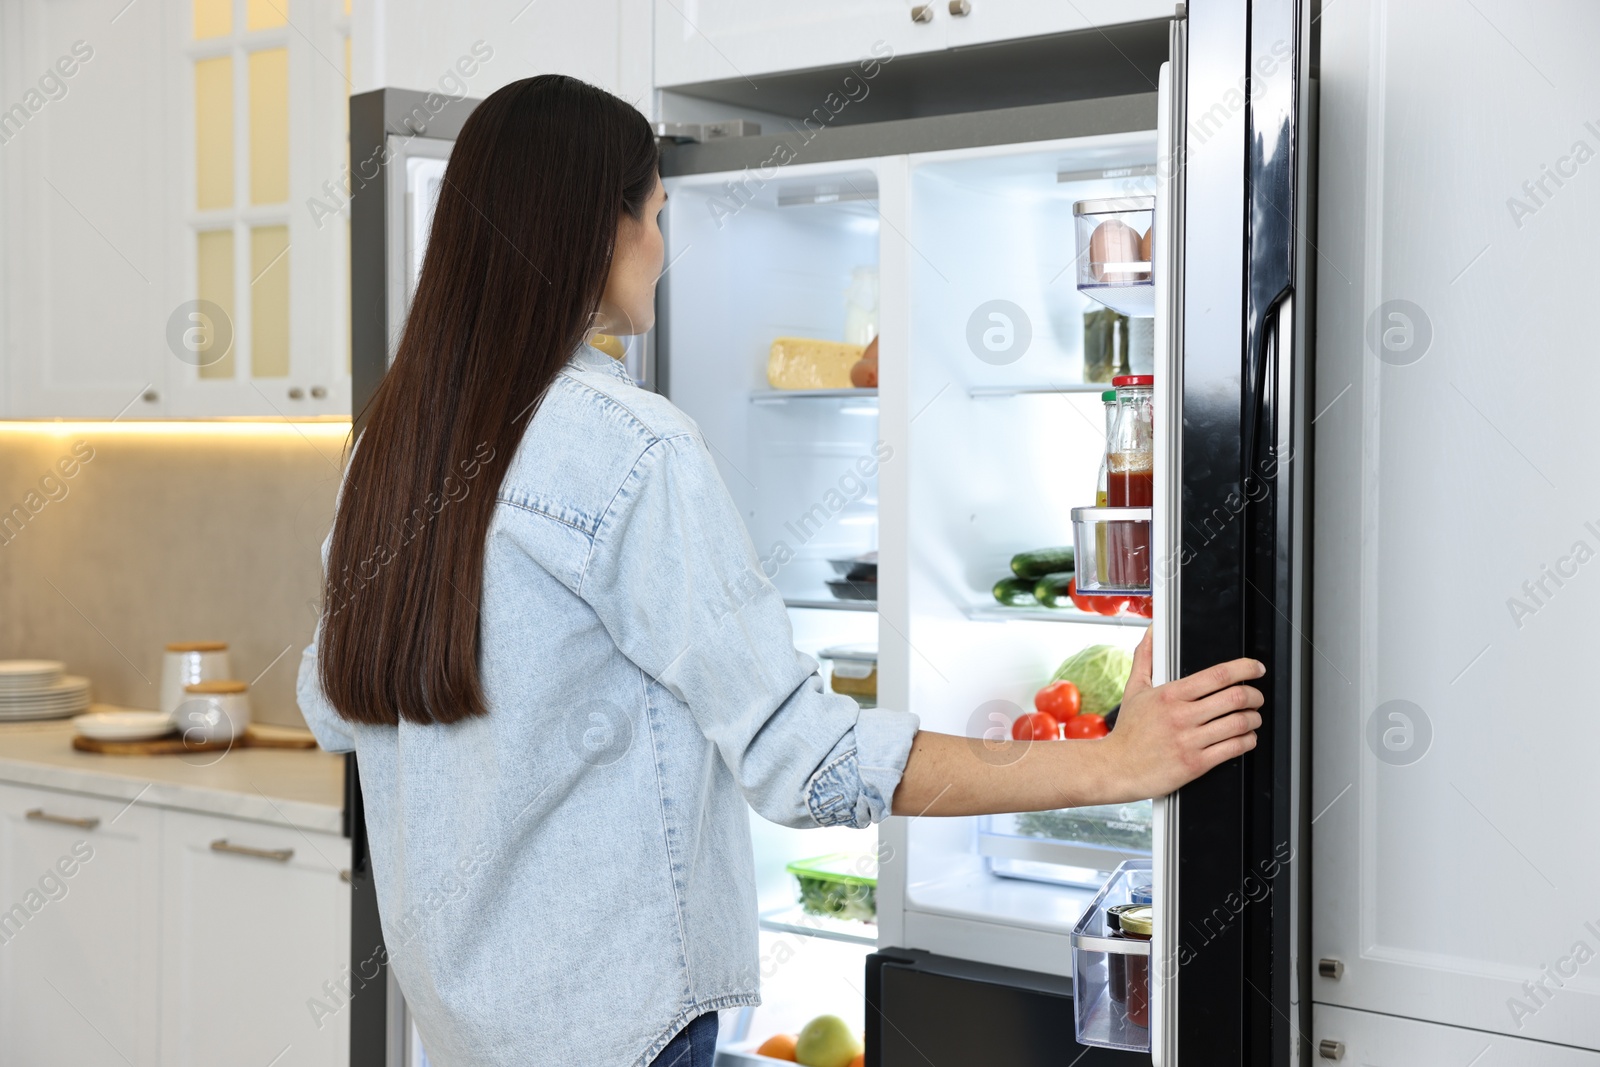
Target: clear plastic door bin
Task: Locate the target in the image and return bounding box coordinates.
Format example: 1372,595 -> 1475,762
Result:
1071,507 -> 1152,595
1072,858 -> 1154,1052
1074,197 -> 1155,317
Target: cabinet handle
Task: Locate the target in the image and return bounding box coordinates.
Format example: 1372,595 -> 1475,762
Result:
310,385 -> 328,399
1317,957 -> 1344,979
210,839 -> 293,862
911,3 -> 934,22
287,387 -> 306,400
141,389 -> 160,403
949,0 -> 971,14
1318,1039 -> 1345,1061
26,809 -> 100,830
339,869 -> 352,883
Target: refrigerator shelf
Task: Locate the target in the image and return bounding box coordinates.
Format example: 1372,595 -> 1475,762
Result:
750,388 -> 878,402
758,903 -> 879,947
979,829 -> 1149,874
963,605 -> 1148,627
785,598 -> 876,613
967,382 -> 1120,398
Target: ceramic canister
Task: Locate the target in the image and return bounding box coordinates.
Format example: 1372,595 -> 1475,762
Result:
177,679 -> 251,743
160,642 -> 231,718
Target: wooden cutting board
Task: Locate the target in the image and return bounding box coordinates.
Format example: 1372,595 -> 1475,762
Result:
73,723 -> 319,756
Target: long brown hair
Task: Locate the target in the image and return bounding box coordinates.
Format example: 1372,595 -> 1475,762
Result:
320,75 -> 659,725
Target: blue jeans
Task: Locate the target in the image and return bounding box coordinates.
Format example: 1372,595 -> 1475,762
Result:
650,1013 -> 718,1067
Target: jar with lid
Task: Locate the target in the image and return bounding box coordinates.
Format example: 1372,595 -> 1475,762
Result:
1104,902 -> 1140,1011
1106,374 -> 1154,588
1119,904 -> 1154,1028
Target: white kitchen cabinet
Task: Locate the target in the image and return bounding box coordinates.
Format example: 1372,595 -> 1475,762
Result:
655,0 -> 947,87
0,0 -> 352,419
0,0 -> 173,418
942,0 -> 1174,49
653,0 -> 1174,88
1314,1004 -> 1600,1067
0,782 -> 162,1067
1313,0 -> 1600,1054
159,808 -> 350,1067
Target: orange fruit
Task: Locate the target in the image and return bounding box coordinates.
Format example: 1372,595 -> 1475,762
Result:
756,1033 -> 799,1061
850,1055 -> 866,1067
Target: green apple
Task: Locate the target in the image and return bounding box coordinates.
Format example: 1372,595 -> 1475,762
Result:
795,1014 -> 863,1067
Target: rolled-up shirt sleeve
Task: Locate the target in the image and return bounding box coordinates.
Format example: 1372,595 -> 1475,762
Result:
575,431 -> 918,829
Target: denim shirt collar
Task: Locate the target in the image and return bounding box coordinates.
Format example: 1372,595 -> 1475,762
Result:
568,342 -> 633,383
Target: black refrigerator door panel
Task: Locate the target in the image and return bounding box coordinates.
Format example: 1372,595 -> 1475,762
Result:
1170,0 -> 1314,1064
868,951 -> 1150,1067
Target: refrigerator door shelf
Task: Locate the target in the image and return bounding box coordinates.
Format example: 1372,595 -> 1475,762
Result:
1071,506 -> 1153,596
1071,858 -> 1156,1053
1074,194 -> 1156,316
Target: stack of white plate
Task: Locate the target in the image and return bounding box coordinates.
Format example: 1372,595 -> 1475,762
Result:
0,661 -> 91,721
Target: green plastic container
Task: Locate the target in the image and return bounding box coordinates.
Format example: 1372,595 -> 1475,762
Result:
787,853 -> 878,923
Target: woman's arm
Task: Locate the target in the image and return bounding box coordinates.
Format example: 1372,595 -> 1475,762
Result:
891,629 -> 1265,817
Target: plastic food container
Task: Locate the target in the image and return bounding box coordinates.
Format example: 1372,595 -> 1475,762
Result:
1071,858 -> 1154,1052
1075,197 -> 1154,317
1071,507 -> 1152,595
818,644 -> 877,708
786,853 -> 877,923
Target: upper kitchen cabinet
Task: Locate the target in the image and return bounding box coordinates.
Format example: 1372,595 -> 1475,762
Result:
160,0 -> 353,418
655,0 -> 948,89
0,0 -> 353,419
653,0 -> 1175,89
1,0 -> 172,418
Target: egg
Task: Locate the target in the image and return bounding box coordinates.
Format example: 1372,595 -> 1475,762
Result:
1089,219 -> 1145,284
1140,225 -> 1153,264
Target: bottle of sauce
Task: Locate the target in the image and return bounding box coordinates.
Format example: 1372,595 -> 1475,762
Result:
1119,904 -> 1154,1028
1106,374 -> 1153,588
1094,389 -> 1117,587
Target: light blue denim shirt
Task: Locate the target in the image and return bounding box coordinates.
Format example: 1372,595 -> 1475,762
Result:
297,344 -> 919,1067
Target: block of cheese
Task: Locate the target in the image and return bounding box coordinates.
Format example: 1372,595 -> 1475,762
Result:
766,337 -> 866,390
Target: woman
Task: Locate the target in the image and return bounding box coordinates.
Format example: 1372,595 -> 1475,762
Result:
297,75 -> 1264,1067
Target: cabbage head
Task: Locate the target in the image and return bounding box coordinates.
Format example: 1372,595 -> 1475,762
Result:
1050,644 -> 1134,716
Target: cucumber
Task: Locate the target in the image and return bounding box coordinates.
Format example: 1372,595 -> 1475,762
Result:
1033,571 -> 1077,608
1010,547 -> 1076,581
992,576 -> 1039,607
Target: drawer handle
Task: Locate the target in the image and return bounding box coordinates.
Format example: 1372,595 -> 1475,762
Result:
26,808 -> 100,830
911,3 -> 934,22
210,839 -> 293,862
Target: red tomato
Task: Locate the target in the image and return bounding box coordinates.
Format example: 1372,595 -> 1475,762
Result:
1034,680 -> 1082,720
1067,577 -> 1128,616
1011,711 -> 1060,742
1126,596 -> 1153,618
1062,713 -> 1109,739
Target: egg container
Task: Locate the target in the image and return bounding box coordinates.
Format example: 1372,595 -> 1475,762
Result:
1072,858 -> 1156,1053
1075,197 -> 1155,317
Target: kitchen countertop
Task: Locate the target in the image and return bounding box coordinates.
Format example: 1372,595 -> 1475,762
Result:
0,720 -> 345,834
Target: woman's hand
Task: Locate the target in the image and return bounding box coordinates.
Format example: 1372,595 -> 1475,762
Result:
889,629 -> 1266,818
1099,628 -> 1266,802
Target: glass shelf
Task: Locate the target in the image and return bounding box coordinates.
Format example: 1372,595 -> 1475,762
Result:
785,598 -> 876,613
967,383 -> 1116,398
751,388 -> 878,402
964,605 -> 1149,627
758,903 -> 878,947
